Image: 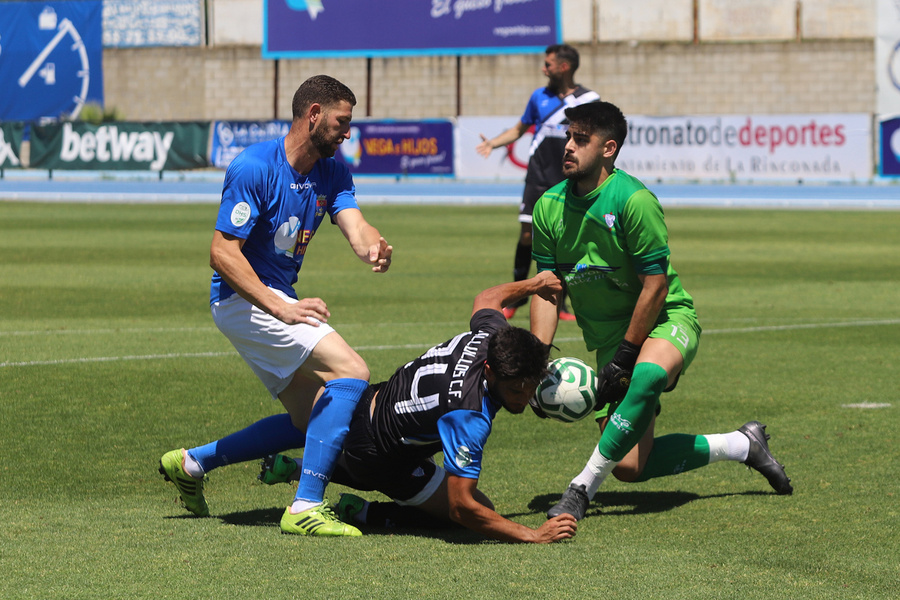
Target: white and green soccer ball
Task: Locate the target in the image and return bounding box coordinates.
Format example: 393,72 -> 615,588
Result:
534,357 -> 597,423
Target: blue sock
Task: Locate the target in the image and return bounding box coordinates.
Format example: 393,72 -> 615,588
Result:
294,377 -> 369,504
187,413 -> 305,473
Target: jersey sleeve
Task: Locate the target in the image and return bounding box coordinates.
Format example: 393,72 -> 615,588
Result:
531,194 -> 557,273
469,308 -> 509,336
519,89 -> 541,126
437,409 -> 492,479
215,151 -> 266,239
326,160 -> 359,219
621,190 -> 670,275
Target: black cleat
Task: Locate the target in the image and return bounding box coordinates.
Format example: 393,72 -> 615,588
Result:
547,483 -> 590,520
739,421 -> 793,495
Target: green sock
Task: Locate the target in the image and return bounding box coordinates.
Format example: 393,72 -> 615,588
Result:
633,434 -> 711,481
597,362 -> 668,462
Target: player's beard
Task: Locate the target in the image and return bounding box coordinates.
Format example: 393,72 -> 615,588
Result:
562,153 -> 587,180
311,124 -> 341,158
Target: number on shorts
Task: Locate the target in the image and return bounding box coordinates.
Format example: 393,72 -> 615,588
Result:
671,324 -> 690,349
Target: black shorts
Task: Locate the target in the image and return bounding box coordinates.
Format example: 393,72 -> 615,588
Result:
518,181 -> 547,224
332,387 -> 442,504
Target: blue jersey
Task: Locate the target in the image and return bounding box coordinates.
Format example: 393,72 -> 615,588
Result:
520,85 -> 600,189
209,136 -> 359,304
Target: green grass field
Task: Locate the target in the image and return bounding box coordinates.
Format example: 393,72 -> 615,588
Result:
1,201 -> 897,599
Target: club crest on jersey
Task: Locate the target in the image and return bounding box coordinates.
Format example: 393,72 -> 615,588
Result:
454,446 -> 473,469
315,194 -> 327,217
604,213 -> 616,230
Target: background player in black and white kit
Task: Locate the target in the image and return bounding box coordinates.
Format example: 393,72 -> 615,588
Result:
263,271 -> 578,543
476,44 -> 600,320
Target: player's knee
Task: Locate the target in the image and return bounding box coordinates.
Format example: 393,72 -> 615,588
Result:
328,350 -> 370,382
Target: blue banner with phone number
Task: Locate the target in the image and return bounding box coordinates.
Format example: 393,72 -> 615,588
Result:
264,0 -> 560,58
0,1 -> 103,121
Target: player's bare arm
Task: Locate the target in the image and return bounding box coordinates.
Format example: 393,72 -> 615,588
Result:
529,284 -> 563,345
476,122 -> 529,158
623,272 -> 669,345
210,230 -> 330,325
472,270 -> 562,315
333,208 -> 393,273
446,475 -> 576,543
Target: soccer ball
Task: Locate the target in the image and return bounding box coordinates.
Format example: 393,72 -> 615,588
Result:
533,357 -> 598,423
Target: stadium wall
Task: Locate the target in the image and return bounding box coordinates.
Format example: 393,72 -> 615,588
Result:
100,0 -> 876,122
102,39 -> 874,121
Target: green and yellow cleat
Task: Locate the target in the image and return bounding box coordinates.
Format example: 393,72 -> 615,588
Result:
258,454 -> 298,485
280,501 -> 362,537
159,448 -> 209,517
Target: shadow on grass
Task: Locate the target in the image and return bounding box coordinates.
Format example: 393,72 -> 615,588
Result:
524,489 -> 772,519
211,489 -> 772,543
215,507 -> 504,544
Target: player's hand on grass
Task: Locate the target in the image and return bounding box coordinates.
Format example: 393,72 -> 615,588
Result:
278,297 -> 330,326
596,339 -> 641,408
535,514 -> 578,543
369,237 -> 393,273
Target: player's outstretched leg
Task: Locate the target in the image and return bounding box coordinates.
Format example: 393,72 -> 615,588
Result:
546,483 -> 590,520
279,500 -> 362,537
739,421 -> 793,495
159,449 -> 209,517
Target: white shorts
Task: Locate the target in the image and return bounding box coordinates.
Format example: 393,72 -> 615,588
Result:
211,288 -> 335,399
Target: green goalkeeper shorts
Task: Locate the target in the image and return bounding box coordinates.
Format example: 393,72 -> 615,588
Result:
593,310 -> 701,420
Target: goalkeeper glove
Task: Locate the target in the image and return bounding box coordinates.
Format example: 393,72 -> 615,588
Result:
595,339 -> 641,409
529,395 -> 548,419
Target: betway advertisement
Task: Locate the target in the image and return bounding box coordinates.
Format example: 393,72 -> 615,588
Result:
456,114 -> 872,182
29,121 -> 210,170
0,122 -> 25,169
617,114 -> 872,182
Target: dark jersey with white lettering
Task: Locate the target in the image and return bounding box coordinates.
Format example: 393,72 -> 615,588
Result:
369,309 -> 509,479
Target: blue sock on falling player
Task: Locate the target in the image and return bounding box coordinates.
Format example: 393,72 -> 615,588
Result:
292,377 -> 369,511
186,413 -> 305,475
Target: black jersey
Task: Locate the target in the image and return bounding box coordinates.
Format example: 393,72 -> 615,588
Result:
369,309 -> 509,478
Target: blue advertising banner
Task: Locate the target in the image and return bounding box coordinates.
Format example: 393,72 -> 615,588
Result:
0,1 -> 104,121
210,120 -> 291,169
879,117 -> 900,176
211,119 -> 454,176
341,120 -> 454,176
103,0 -> 204,48
264,0 -> 560,58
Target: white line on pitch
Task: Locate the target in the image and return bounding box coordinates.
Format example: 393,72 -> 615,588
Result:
2,318 -> 898,369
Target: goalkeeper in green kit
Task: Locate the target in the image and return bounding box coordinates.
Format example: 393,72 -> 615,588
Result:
529,102 -> 793,521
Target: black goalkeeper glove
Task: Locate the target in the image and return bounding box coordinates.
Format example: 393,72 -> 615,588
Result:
595,339 -> 641,410
529,395 -> 549,419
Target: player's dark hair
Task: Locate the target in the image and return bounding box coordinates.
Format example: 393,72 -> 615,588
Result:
546,43 -> 580,72
292,75 -> 357,119
487,326 -> 551,385
564,101 -> 628,160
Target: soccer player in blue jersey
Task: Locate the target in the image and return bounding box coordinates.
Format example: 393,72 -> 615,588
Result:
159,75 -> 393,537
260,271 -> 577,543
476,44 -> 599,321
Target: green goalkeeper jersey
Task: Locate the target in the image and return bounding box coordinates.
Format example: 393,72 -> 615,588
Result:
532,168 -> 697,353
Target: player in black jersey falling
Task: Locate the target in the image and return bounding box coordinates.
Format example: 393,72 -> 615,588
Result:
262,270 -> 577,543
